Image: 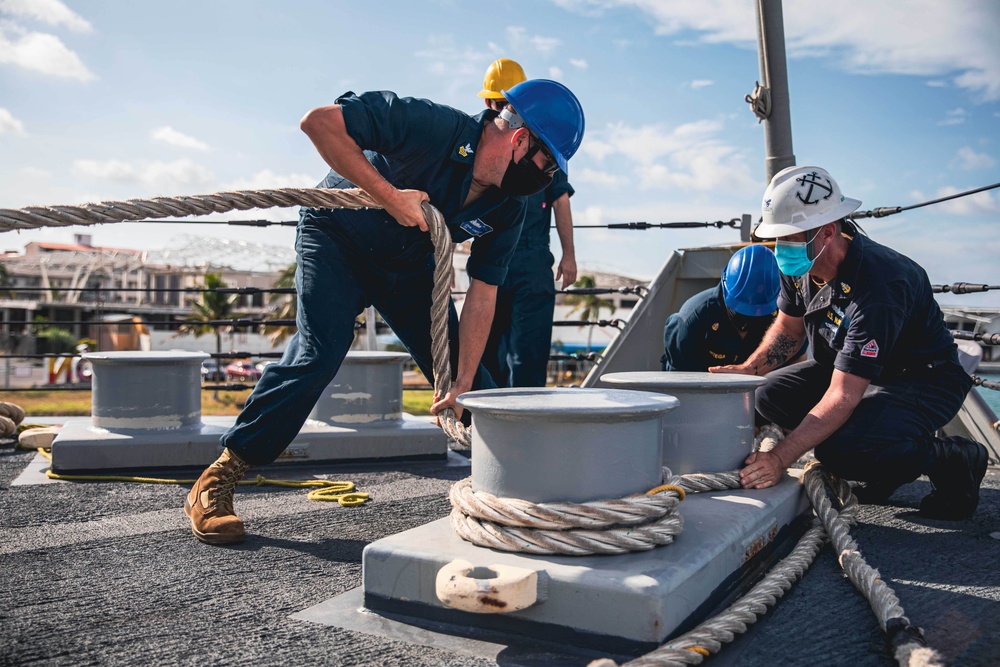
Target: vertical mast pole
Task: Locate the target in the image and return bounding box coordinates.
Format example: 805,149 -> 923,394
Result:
754,0 -> 796,183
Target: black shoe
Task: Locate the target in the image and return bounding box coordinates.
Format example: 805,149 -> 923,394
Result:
919,437 -> 989,521
853,481 -> 902,504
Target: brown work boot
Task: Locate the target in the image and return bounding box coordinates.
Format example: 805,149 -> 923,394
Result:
184,448 -> 250,545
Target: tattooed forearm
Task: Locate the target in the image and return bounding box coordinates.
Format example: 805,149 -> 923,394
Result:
763,333 -> 797,369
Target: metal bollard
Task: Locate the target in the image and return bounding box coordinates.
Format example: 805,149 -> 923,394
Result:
308,352 -> 410,425
84,351 -> 208,431
457,387 -> 678,504
601,371 -> 767,474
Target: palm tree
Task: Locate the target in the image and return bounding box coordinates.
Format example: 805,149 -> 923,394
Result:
176,272 -> 241,356
564,275 -> 616,353
262,263 -> 296,347
0,261 -> 12,298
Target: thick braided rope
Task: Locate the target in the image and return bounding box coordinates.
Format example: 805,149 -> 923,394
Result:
423,202 -> 473,447
449,468 -> 740,556
0,188 -> 381,230
804,466 -> 905,629
0,189 -> 472,446
590,466 -> 941,667
805,467 -> 944,666
0,402 -> 26,437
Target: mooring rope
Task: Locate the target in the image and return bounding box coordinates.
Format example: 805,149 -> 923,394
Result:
422,201 -> 472,447
586,465 -> 943,667
0,187 -> 380,230
0,402 -> 26,437
0,188 -> 473,446
448,468 -> 736,556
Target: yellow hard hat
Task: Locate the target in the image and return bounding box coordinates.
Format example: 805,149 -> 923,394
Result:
478,58 -> 527,99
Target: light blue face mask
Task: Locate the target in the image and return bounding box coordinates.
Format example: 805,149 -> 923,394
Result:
775,234 -> 827,276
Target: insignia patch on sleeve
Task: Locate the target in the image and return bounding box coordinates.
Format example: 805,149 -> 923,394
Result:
460,218 -> 493,237
860,339 -> 879,358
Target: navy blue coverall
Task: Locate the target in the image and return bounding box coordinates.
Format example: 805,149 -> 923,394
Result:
661,286 -> 783,372
756,230 -> 974,487
221,92 -> 525,466
482,170 -> 574,387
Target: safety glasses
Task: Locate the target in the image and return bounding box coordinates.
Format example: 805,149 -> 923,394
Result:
526,138 -> 560,175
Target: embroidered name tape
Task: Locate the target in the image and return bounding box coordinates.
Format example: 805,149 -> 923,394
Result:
460,218 -> 493,237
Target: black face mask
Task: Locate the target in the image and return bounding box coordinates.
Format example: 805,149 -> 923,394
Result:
500,148 -> 553,197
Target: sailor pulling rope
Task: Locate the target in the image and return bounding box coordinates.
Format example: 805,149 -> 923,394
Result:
0,187 -> 474,447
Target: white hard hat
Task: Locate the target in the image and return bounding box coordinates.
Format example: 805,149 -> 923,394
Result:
755,166 -> 861,239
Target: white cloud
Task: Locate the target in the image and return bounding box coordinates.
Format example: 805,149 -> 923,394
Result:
569,58 -> 588,69
585,119 -> 757,193
952,147 -> 996,170
532,36 -> 560,54
0,0 -> 91,32
415,35 -> 495,79
936,188 -> 1000,215
549,66 -> 564,79
0,24 -> 95,81
938,108 -> 967,126
151,126 -> 210,152
910,186 -> 1000,216
506,26 -> 561,55
0,107 -> 26,135
575,168 -> 627,189
926,80 -> 947,88
220,169 -> 317,191
580,138 -> 617,162
18,166 -> 51,178
689,79 -> 714,90
72,158 -> 215,191
552,0 -> 1000,100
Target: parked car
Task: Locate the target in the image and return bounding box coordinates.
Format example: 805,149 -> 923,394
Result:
201,359 -> 226,383
225,359 -> 262,383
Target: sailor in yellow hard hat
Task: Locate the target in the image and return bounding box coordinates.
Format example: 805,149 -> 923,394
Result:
477,58 -> 527,102
477,58 -> 579,388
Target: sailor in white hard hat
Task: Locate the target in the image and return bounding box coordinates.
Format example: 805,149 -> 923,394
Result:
712,166 -> 988,521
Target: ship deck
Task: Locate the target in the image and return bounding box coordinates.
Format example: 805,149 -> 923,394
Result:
2,442 -> 998,666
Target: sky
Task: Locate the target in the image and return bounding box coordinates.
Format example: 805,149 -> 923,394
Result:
1,0 -> 998,306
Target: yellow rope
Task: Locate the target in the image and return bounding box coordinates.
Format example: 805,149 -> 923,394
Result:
645,483 -> 686,501
32,447 -> 368,507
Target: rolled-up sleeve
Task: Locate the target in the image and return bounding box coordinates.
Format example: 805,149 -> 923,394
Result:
336,91 -> 442,160
777,274 -> 805,317
548,171 -> 574,203
833,299 -> 904,379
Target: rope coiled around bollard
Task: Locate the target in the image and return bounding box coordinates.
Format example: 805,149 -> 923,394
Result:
448,468 -> 741,556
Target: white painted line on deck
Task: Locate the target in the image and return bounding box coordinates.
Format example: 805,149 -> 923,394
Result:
10,452 -> 65,487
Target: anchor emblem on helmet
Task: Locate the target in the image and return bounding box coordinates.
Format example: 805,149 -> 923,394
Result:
795,171 -> 833,205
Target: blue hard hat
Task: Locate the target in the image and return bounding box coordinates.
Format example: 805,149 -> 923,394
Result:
721,245 -> 780,317
501,79 -> 584,173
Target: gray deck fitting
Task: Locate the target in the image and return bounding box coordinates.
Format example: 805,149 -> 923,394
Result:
459,387 -> 679,502
48,350 -> 447,472
48,414 -> 446,472
602,371 -> 768,474
304,474 -> 809,656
